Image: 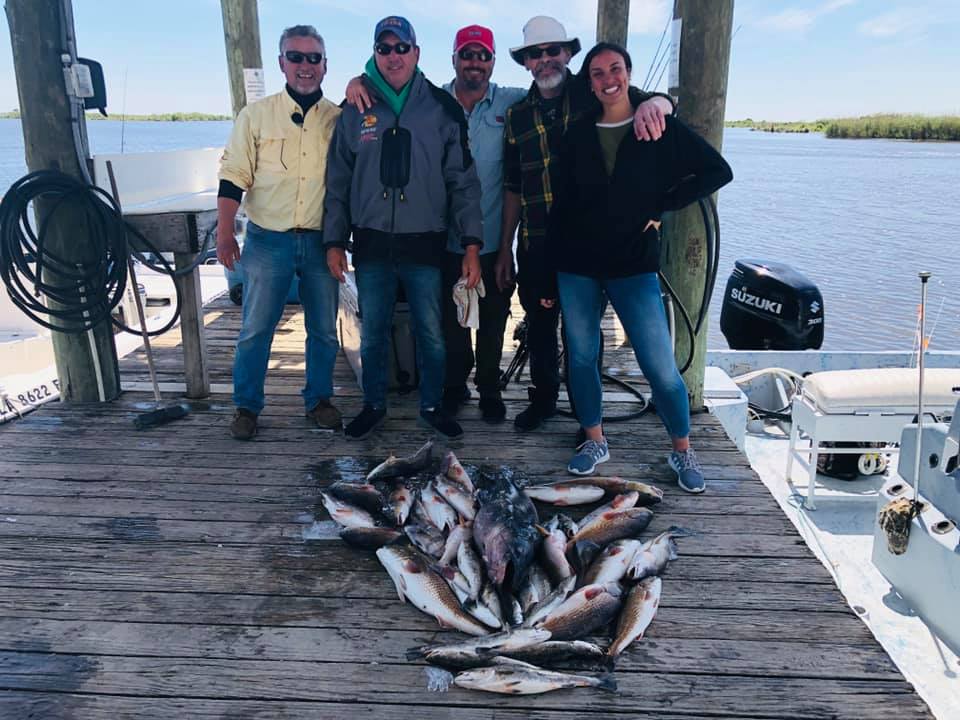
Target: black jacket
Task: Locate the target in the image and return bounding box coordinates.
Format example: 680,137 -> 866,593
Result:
537,113 -> 733,298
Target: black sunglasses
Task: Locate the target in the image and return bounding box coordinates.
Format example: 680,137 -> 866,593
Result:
284,50 -> 323,65
375,41 -> 413,56
524,45 -> 564,61
458,48 -> 493,62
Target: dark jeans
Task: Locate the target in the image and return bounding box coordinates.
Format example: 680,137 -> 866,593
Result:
442,252 -> 513,397
355,259 -> 445,411
516,247 -> 560,404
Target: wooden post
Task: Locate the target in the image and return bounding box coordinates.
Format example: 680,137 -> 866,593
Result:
174,251 -> 210,398
220,0 -> 263,117
661,0 -> 733,409
5,0 -> 121,402
596,0 -> 630,46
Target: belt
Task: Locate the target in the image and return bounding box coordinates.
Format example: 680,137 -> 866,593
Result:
289,227 -> 319,234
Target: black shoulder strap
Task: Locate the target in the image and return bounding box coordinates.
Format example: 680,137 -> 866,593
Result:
425,79 -> 474,170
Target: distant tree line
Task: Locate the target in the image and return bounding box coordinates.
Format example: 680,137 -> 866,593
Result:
0,109 -> 230,121
726,114 -> 960,141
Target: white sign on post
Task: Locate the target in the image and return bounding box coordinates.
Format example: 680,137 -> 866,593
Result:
668,18 -> 682,92
242,68 -> 266,105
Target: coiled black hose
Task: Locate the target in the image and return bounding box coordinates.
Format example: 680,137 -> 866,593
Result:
0,169 -> 215,337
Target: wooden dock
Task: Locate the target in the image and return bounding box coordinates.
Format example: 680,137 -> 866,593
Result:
0,294 -> 934,719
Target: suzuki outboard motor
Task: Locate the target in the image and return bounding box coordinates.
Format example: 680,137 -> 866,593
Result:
720,259 -> 824,350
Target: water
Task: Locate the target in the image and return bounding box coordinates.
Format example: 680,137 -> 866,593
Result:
1,119 -> 958,351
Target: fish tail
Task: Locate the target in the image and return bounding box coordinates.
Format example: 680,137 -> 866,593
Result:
406,646 -> 428,660
596,673 -> 618,693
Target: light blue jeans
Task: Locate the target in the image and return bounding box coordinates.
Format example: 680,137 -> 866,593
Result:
233,222 -> 339,414
557,271 -> 690,438
355,260 -> 445,411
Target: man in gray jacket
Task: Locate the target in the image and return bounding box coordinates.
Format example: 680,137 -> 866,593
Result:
325,16 -> 482,441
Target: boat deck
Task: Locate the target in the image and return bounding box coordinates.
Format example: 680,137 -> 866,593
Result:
0,294 -> 934,719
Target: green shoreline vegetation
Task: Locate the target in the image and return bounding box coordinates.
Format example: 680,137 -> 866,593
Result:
1,109 -> 230,121
727,114 -> 960,141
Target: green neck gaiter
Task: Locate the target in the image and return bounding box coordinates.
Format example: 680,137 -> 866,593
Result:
364,56 -> 418,116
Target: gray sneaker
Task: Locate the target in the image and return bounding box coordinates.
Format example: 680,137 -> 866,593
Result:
567,438 -> 610,476
668,448 -> 706,493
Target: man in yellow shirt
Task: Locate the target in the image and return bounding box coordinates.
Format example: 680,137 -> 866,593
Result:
217,25 -> 342,440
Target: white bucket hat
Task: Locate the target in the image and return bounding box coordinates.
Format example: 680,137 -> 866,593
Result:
509,16 -> 581,65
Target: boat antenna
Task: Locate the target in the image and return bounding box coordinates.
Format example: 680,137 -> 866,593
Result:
912,271 -> 932,509
642,16 -> 671,90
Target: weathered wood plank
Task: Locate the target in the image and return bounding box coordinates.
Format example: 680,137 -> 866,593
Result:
0,652 -> 930,719
0,618 -> 900,680
0,692 -> 764,720
0,540 -> 839,591
0,588 -> 874,642
0,513 -> 813,557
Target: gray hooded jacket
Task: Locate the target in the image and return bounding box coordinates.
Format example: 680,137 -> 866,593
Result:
323,71 -> 482,267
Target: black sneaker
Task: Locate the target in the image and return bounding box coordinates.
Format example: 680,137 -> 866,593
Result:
418,409 -> 464,439
479,393 -> 506,423
345,405 -> 386,440
440,386 -> 471,416
514,401 -> 556,432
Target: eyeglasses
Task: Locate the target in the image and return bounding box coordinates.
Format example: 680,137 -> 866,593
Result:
375,41 -> 413,56
284,51 -> 323,65
457,48 -> 493,62
524,45 -> 564,61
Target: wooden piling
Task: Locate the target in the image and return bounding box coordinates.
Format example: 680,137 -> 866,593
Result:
596,0 -> 630,46
220,0 -> 263,117
660,0 -> 734,408
5,0 -> 121,402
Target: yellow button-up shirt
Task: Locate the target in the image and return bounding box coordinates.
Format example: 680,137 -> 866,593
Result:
219,90 -> 340,232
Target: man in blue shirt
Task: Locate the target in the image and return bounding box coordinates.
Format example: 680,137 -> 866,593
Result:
439,25 -> 526,422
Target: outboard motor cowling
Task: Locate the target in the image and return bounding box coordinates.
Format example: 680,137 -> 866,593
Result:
720,259 -> 824,350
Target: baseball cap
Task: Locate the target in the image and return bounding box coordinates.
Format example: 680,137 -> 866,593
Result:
454,25 -> 495,55
374,16 -> 416,45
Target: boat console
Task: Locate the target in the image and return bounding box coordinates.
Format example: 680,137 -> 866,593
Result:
872,395 -> 960,656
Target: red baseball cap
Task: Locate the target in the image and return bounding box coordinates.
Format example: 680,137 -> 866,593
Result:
454,25 -> 495,55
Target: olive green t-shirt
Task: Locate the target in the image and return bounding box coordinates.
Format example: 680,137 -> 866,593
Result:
596,118 -> 633,176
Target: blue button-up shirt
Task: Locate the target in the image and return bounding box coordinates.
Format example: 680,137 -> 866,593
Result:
444,80 -> 526,255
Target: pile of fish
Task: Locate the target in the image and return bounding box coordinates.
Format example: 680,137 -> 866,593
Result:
320,440 -> 688,696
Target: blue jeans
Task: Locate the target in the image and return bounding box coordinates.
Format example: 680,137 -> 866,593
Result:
233,222 -> 340,414
557,271 -> 690,438
355,260 -> 445,411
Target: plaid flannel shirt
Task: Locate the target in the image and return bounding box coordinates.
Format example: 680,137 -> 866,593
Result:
503,72 -> 667,251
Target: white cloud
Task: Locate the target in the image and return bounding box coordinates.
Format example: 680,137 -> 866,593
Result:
757,0 -> 856,32
858,8 -> 930,38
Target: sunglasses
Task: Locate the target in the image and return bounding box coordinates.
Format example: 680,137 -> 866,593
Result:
375,41 -> 413,56
458,48 -> 493,62
284,50 -> 323,65
524,45 -> 564,61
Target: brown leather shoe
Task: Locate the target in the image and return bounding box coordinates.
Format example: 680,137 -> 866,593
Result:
306,399 -> 342,430
230,408 -> 258,440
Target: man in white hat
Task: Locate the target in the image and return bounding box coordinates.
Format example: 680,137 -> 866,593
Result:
495,15 -> 673,433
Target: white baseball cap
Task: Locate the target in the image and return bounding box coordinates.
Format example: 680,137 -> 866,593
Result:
509,16 -> 581,65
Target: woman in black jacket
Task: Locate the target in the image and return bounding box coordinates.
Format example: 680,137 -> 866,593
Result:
539,42 -> 733,491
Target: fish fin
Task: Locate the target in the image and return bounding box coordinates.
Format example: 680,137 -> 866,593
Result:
667,538 -> 680,562
596,673 -> 618,693
406,646 -> 427,660
667,525 -> 696,538
583,586 -> 603,600
431,563 -> 455,580
534,524 -> 550,537
396,575 -> 407,602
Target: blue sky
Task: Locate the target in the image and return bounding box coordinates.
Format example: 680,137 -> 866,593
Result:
1,0 -> 958,120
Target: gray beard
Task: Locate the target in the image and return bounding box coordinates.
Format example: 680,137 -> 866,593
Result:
534,71 -> 565,92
